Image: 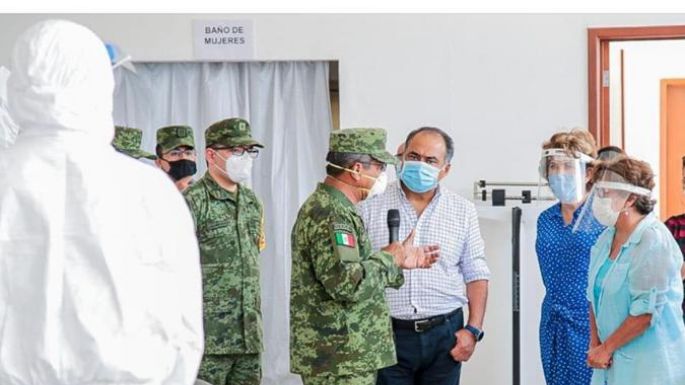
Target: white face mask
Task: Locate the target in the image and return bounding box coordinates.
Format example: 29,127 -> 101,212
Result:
326,162 -> 388,200
215,152 -> 253,183
592,196 -> 621,227
367,171 -> 388,199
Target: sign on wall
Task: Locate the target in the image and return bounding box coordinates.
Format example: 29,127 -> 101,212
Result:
193,20 -> 255,60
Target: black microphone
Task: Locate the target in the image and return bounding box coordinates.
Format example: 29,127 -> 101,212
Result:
387,209 -> 400,244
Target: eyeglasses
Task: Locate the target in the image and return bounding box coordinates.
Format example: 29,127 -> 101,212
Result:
404,152 -> 441,167
364,160 -> 387,172
165,149 -> 196,158
213,146 -> 260,159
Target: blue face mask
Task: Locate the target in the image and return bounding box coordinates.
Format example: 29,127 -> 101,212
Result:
399,160 -> 441,193
548,174 -> 580,203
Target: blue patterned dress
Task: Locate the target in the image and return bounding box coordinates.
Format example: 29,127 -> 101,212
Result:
536,203 -> 604,385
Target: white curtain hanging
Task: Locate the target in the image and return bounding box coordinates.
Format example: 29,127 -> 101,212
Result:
113,61 -> 332,385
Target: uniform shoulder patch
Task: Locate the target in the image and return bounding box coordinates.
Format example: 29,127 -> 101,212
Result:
332,222 -> 354,232
332,221 -> 356,248
334,230 -> 356,248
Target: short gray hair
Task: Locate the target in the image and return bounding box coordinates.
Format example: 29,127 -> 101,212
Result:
325,152 -> 373,176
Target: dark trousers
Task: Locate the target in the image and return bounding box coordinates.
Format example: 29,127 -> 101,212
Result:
377,308 -> 464,385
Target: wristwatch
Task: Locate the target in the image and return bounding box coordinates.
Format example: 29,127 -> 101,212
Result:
464,324 -> 484,342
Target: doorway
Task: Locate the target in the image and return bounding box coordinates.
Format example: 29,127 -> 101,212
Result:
661,79 -> 685,219
588,25 -> 685,145
588,26 -> 685,218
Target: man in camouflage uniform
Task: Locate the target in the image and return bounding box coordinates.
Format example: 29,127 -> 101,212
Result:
184,117 -> 266,385
155,125 -> 198,191
111,126 -> 156,160
290,128 -> 440,385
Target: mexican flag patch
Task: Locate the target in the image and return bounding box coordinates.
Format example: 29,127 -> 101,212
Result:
335,232 -> 356,248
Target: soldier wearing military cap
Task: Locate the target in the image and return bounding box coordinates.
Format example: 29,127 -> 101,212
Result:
111,126 -> 156,160
155,125 -> 197,191
289,128 -> 440,385
183,117 -> 266,385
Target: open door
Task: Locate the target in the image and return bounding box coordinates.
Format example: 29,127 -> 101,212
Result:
588,25 -> 685,146
660,79 -> 685,219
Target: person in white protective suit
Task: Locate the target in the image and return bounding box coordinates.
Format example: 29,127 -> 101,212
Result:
0,66 -> 18,148
0,20 -> 204,385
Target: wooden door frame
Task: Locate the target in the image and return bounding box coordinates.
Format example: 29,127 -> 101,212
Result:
660,79 -> 685,218
588,25 -> 685,146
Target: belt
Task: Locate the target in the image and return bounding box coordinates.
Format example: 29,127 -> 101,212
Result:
391,308 -> 462,333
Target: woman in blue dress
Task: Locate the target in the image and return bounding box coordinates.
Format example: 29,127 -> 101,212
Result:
536,130 -> 603,385
584,158 -> 685,385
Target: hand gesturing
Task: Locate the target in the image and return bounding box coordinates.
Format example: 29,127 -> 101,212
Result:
400,229 -> 440,269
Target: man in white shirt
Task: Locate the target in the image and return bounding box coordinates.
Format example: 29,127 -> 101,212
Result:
358,126 -> 490,385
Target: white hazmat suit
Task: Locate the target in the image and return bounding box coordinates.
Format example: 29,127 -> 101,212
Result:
0,66 -> 18,148
0,20 -> 204,385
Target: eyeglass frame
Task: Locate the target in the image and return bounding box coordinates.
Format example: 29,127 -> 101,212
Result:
163,148 -> 197,159
210,145 -> 260,159
403,151 -> 445,167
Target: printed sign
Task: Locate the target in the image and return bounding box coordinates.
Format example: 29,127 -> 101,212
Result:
193,20 -> 255,60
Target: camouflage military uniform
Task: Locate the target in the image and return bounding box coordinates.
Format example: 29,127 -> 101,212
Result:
301,372 -> 376,385
183,118 -> 265,385
111,126 -> 156,160
290,128 -> 403,385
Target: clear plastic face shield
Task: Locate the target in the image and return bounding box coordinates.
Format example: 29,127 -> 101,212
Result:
573,169 -> 652,233
539,148 -> 594,204
597,148 -> 623,162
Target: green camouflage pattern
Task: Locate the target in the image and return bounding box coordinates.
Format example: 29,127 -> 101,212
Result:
329,128 -> 396,165
290,183 -> 404,377
198,353 -> 261,385
156,125 -> 195,153
183,173 -> 264,356
205,118 -> 264,148
301,371 -> 376,385
111,126 -> 156,159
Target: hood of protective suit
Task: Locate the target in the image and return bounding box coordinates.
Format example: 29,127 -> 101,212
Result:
0,20 -> 203,385
7,19 -> 114,143
0,66 -> 18,148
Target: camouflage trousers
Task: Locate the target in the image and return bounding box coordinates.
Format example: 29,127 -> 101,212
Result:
197,353 -> 261,385
300,371 -> 376,385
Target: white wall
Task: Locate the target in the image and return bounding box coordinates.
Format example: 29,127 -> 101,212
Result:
612,39 -> 685,215
3,13 -> 685,384
2,14 -> 685,199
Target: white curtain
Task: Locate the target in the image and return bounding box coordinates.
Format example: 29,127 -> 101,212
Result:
113,62 -> 331,385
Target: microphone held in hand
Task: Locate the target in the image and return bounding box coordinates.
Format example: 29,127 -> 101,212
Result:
387,209 -> 400,243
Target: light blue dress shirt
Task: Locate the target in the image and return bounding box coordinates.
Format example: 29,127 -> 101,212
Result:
587,213 -> 685,385
593,258 -> 614,305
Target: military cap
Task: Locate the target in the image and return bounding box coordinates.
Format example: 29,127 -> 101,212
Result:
156,125 -> 195,153
205,117 -> 264,148
329,128 -> 396,165
112,126 -> 156,160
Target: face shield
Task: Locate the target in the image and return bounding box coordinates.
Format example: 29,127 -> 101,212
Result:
573,169 -> 652,233
597,148 -> 623,162
539,148 -> 594,204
